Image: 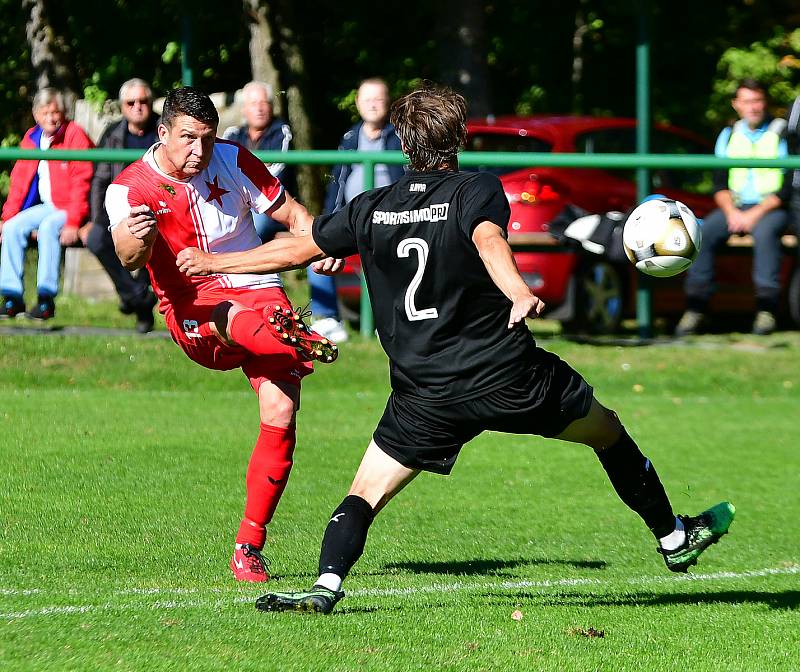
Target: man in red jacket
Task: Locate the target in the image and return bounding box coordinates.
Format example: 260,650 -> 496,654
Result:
0,88 -> 94,320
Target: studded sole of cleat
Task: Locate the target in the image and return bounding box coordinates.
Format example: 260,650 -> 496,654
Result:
264,306 -> 339,363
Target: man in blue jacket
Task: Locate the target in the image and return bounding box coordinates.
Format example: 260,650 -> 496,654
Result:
223,81 -> 296,243
314,78 -> 404,342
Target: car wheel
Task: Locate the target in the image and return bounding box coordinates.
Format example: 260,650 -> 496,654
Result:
572,259 -> 625,334
788,266 -> 800,327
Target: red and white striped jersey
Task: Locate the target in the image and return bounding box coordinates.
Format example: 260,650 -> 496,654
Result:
105,139 -> 285,311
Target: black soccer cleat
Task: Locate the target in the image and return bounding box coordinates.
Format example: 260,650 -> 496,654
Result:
255,585 -> 344,614
0,295 -> 25,319
263,304 -> 339,364
658,501 -> 735,573
25,295 -> 56,321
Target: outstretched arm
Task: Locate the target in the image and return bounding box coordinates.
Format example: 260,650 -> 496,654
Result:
472,220 -> 545,328
267,192 -> 343,274
177,235 -> 326,276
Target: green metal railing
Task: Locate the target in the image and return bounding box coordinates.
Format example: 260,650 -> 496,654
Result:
2,147 -> 799,336
4,147 -> 800,169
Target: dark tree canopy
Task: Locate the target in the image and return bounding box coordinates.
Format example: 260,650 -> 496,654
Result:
1,0 -> 799,152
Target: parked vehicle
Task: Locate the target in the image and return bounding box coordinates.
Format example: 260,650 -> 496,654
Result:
335,115 -> 798,333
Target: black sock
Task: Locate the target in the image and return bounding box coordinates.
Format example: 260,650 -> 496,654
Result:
318,495 -> 375,580
595,429 -> 675,538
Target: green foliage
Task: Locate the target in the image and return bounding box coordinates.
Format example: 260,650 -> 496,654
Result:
709,27 -> 800,126
514,85 -> 547,116
161,41 -> 180,65
1,1 -> 800,162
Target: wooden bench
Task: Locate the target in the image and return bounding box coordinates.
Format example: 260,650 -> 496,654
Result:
507,230 -> 799,251
723,233 -> 798,250
505,229 -> 800,332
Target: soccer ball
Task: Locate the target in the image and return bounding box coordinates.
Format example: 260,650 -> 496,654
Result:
622,198 -> 702,277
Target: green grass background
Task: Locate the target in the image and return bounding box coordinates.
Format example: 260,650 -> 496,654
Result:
1,320 -> 798,671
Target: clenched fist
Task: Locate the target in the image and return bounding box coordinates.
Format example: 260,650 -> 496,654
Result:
508,292 -> 545,328
125,204 -> 158,243
176,247 -> 214,276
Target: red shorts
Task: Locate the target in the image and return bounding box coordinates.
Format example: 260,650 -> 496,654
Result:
164,286 -> 313,393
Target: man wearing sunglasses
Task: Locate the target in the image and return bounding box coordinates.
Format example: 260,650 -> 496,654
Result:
86,78 -> 160,333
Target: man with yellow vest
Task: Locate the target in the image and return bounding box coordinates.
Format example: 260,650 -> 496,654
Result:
676,79 -> 791,336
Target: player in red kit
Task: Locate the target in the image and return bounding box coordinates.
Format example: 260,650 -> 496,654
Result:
105,87 -> 340,582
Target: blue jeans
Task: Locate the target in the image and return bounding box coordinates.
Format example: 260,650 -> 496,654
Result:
684,205 -> 789,311
0,203 -> 67,297
307,266 -> 339,319
253,212 -> 340,319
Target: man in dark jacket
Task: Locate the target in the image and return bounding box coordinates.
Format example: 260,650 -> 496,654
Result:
314,78 -> 404,342
223,81 -> 296,242
87,78 -> 159,332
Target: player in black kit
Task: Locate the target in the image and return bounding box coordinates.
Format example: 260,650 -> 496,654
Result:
176,83 -> 735,614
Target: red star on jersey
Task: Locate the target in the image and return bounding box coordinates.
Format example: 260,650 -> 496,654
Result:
205,175 -> 230,207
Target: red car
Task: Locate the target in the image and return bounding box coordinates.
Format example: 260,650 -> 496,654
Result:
336,116 -> 798,332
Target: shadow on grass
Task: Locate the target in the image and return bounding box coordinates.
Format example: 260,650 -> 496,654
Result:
488,589 -> 800,611
271,557 -> 607,582
382,557 -> 607,576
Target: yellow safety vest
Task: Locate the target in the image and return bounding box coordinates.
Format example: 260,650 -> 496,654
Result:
727,119 -> 785,199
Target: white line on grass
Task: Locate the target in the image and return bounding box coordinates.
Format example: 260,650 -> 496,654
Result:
349,564 -> 800,597
0,565 -> 797,620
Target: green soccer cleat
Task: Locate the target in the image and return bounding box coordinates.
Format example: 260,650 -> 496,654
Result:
659,501 -> 735,573
255,585 -> 344,614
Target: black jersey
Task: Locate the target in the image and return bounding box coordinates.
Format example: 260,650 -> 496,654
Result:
313,169 -> 537,403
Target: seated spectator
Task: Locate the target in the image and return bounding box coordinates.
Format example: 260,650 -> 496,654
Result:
316,78 -> 404,341
86,78 -> 159,333
676,79 -> 791,336
0,88 -> 94,320
223,81 -> 296,243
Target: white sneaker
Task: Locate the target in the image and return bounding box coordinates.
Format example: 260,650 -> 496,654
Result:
311,317 -> 349,342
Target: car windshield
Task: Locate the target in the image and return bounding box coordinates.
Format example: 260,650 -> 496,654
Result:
464,132 -> 553,175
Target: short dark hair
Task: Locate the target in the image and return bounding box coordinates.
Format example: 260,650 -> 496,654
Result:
735,78 -> 767,97
390,82 -> 467,172
161,87 -> 219,128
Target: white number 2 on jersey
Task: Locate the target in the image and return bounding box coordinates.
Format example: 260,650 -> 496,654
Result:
396,237 -> 439,321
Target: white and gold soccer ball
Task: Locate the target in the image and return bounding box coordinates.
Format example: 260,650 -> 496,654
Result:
622,198 -> 702,277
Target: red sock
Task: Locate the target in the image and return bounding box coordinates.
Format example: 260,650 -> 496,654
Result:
236,423 -> 296,549
228,308 -> 287,356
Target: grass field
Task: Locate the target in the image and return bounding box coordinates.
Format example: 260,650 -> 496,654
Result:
1,327 -> 799,671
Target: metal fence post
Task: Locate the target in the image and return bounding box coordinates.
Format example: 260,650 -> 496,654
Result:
359,159 -> 375,337
635,0 -> 652,339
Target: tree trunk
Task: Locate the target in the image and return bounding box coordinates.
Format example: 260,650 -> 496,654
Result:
436,0 -> 492,117
243,0 -> 283,117
265,0 -> 323,213
23,0 -> 77,109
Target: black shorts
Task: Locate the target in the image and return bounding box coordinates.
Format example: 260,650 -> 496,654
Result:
373,349 -> 593,475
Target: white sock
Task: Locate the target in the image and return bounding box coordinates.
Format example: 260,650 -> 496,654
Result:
659,517 -> 686,551
316,573 -> 343,592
